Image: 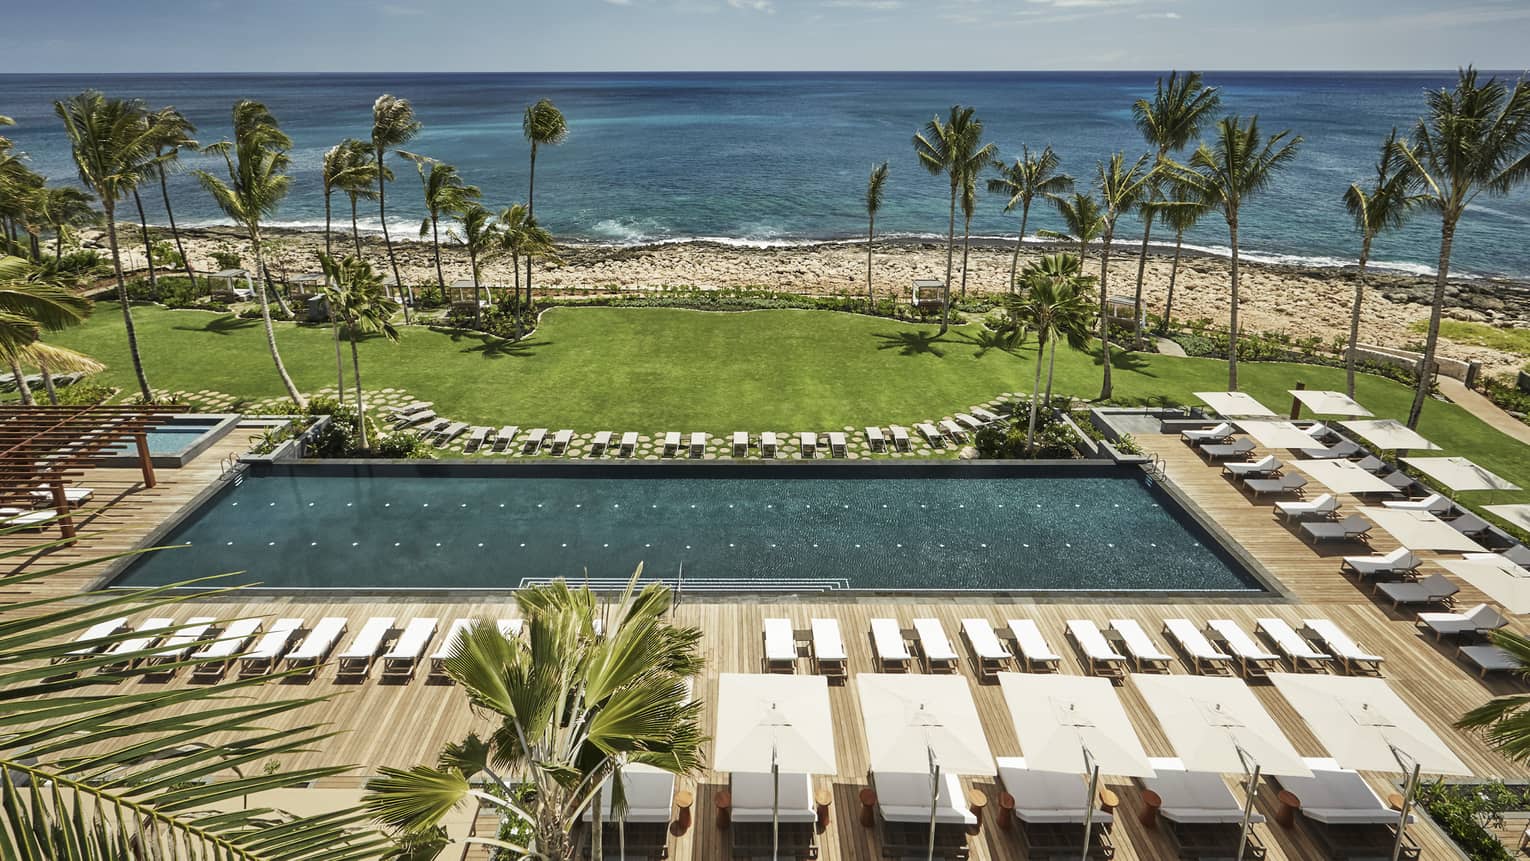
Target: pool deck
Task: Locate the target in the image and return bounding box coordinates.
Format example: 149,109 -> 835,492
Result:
10,428 -> 1530,860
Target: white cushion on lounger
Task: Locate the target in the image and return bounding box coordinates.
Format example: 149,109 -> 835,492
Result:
810,618 -> 846,662
764,618 -> 796,663
961,618 -> 1010,661
192,618 -> 263,660
731,771 -> 816,822
997,757 -> 1112,825
1067,619 -> 1125,661
1277,758 -> 1411,825
913,618 -> 958,662
582,764 -> 675,823
876,771 -> 976,825
871,618 -> 910,662
382,618 -> 436,661
288,617 -> 347,661
1144,758 -> 1263,825
1008,619 -> 1061,664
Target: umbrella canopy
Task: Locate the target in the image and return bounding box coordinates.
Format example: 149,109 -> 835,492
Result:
1268,674 -> 1470,776
1235,420 -> 1323,449
1485,504 -> 1530,532
1197,392 -> 1279,418
997,673 -> 1154,778
1292,460 -> 1402,495
1339,420 -> 1441,451
857,674 -> 994,776
1289,389 -> 1374,417
1357,507 -> 1487,552
1439,557 -> 1530,614
715,673 -> 837,776
1133,675 -> 1310,777
1401,456 -> 1521,492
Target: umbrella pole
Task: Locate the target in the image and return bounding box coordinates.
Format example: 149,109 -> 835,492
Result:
1080,747 -> 1098,861
1391,762 -> 1421,861
1235,763 -> 1260,861
772,749 -> 780,861
927,748 -> 940,861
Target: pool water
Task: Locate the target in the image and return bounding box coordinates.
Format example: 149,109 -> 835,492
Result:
104,426 -> 216,456
113,463 -> 1263,593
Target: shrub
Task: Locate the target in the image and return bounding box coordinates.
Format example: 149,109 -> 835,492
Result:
238,302 -> 292,321
373,431 -> 436,459
210,247 -> 242,270
54,380 -> 115,406
1416,780 -> 1519,861
536,286 -> 986,324
974,406 -> 1079,459
1481,375 -> 1530,424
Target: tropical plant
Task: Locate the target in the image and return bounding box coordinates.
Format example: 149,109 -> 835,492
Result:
522,98 -> 568,303
1043,191 -> 1105,264
450,202 -> 499,327
1147,177 -> 1210,335
322,138 -> 376,259
1342,128 -> 1425,397
1394,67 -> 1530,428
371,94 -> 422,323
54,90 -> 159,401
865,161 -> 889,305
1167,114 -> 1302,390
1005,252 -> 1094,452
195,100 -> 306,408
146,106 -> 199,286
1458,630 -> 1530,760
363,574 -> 705,860
319,253 -> 400,449
1130,71 -> 1221,347
914,105 -> 995,334
959,172 -> 979,299
31,185 -> 98,262
400,153 -> 480,298
988,144 -> 1073,293
498,203 -> 557,316
1090,152 -> 1157,399
0,254 -> 94,405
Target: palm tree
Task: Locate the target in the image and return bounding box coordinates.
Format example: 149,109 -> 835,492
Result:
1130,71 -> 1221,347
1090,152 -> 1157,399
959,172 -> 978,299
1147,178 -> 1210,335
1167,115 -> 1302,390
988,145 -> 1073,292
364,573 -> 703,860
914,105 -> 995,334
146,106 -> 199,286
32,185 -> 97,261
865,161 -> 889,305
54,90 -> 159,401
322,138 -> 374,259
498,202 -> 557,316
371,94 -> 422,323
1342,128 -> 1425,397
1005,253 -> 1094,452
195,100 -> 306,408
319,253 -> 400,448
401,153 -> 480,298
0,254 -> 93,404
1394,68 -> 1530,428
451,202 -> 499,327
1458,630 -> 1530,760
522,98 -> 568,301
1040,192 -> 1105,404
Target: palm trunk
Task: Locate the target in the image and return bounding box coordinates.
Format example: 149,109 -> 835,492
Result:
1345,235 -> 1372,398
526,144 -> 537,310
54,230 -> 64,263
940,182 -> 956,336
132,188 -> 158,299
6,354 -> 33,406
470,248 -> 482,328
866,213 -> 874,306
959,212 -> 972,300
159,162 -> 196,286
1044,337 -> 1059,408
430,215 -> 446,295
1026,333 -> 1046,453
333,321 -> 346,404
1159,231 -> 1184,335
349,322 -> 368,449
1132,217 -> 1153,349
350,196 -> 364,258
106,208 -> 152,401
1097,225 -> 1115,401
40,362 -> 58,405
251,229 -> 305,408
378,148 -> 410,325
1008,204 -> 1030,293
28,232 -> 40,261
1407,218 -> 1455,429
324,190 -> 333,259
1227,217 -> 1241,391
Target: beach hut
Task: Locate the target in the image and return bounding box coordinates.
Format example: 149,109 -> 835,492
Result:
910,278 -> 944,309
208,268 -> 253,301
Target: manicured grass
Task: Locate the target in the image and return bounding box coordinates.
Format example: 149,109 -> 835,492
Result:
1411,318 -> 1530,363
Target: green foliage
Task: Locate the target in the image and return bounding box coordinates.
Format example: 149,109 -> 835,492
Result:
54,379 -> 114,405
211,246 -> 243,270
1412,318 -> 1530,357
413,285 -> 446,309
1416,780 -> 1519,861
149,238 -> 183,268
1113,433 -> 1144,454
239,301 -> 293,321
1480,375 -> 1530,424
974,404 -> 1081,459
374,430 -> 437,459
539,286 -> 986,323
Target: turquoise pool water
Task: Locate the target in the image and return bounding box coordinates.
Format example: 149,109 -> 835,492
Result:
113,463 -> 1263,593
103,426 -> 215,456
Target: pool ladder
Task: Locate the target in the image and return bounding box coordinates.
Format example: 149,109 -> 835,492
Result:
1144,452 -> 1167,484
219,455 -> 248,485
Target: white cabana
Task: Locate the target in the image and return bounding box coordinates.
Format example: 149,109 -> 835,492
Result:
1271,674 -> 1470,861
715,673 -> 836,861
1292,460 -> 1401,495
1289,389 -> 1374,417
1234,420 -> 1322,449
1485,504 -> 1530,532
1439,557 -> 1530,615
1339,420 -> 1441,451
1402,456 -> 1521,492
857,674 -> 994,861
1196,392 -> 1279,418
1357,507 -> 1487,553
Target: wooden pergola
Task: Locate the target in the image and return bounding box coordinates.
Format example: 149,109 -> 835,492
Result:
0,405 -> 181,538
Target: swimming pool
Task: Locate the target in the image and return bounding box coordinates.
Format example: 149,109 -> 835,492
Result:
96,415 -> 239,468
111,462 -> 1266,594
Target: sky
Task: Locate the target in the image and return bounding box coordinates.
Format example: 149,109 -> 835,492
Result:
1,0 -> 1527,72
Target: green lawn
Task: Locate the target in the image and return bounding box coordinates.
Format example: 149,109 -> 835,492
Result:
43,302 -> 1530,506
1411,318 -> 1530,362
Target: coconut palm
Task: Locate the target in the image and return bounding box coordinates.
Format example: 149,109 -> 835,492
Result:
31,185 -> 97,261
400,153 -> 480,298
195,100 -> 305,408
371,94 -> 422,322
522,98 -> 568,298
1342,128 -> 1425,398
988,145 -> 1074,293
322,138 -> 374,259
319,253 -> 400,448
1089,152 -> 1157,399
450,202 -> 499,327
1039,191 -> 1105,404
1394,68 -> 1530,428
1147,178 -> 1210,335
865,161 -> 889,305
1005,253 -> 1094,452
0,254 -> 92,404
959,172 -> 979,300
1130,71 -> 1221,347
363,573 -> 704,860
914,105 -> 996,334
498,202 -> 557,315
54,90 -> 159,401
146,106 -> 199,285
1167,115 -> 1302,390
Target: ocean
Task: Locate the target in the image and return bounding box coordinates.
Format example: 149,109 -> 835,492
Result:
2,71 -> 1527,279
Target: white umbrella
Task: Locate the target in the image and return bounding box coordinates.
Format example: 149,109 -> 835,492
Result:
1401,456 -> 1521,492
1485,504 -> 1530,533
857,674 -> 994,861
1196,391 -> 1279,418
998,673 -> 1153,861
1288,389 -> 1374,417
1234,420 -> 1323,449
1270,674 -> 1470,861
1339,419 -> 1441,451
1292,460 -> 1401,495
715,674 -> 837,861
1358,507 -> 1488,552
1439,557 -> 1530,614
1135,674 -> 1311,861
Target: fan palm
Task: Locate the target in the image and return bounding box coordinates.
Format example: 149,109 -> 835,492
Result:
319,253 -> 400,448
371,94 -> 422,323
1394,67 -> 1530,428
914,105 -> 995,334
146,106 -> 199,285
1004,253 -> 1094,452
54,90 -> 159,401
1130,71 -> 1221,347
450,202 -> 499,327
988,145 -> 1073,292
1146,177 -> 1210,335
865,161 -> 889,305
1457,630 -> 1530,761
0,254 -> 92,404
1090,152 -> 1157,399
400,154 -> 479,298
498,203 -> 557,316
195,100 -> 305,408
1167,115 -> 1302,390
322,138 -> 375,259
1342,128 -> 1425,398
364,572 -> 704,860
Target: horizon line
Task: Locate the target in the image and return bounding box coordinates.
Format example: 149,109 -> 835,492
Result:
2,67 -> 1525,76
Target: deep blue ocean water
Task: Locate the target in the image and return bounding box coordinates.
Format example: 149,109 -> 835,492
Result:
4,71 -> 1528,278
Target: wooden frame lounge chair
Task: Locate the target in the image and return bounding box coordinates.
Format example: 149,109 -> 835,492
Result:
239,618 -> 303,676
810,618 -> 846,680
0,506 -> 59,531
1460,644 -> 1519,677
1108,618 -> 1173,673
1384,470 -> 1426,497
870,618 -> 912,672
1205,619 -> 1282,678
1300,439 -> 1362,460
732,431 -> 749,457
1141,757 -> 1266,861
619,431 -> 638,457
1065,619 -> 1127,678
662,431 -> 681,457
913,618 -> 959,673
1374,573 -> 1458,609
1245,474 -> 1308,498
54,617 -> 129,664
1450,512 -> 1493,538
1502,545 -> 1530,567
1254,618 -> 1331,673
1182,422 -> 1233,446
865,426 -> 886,451
688,432 -> 707,458
872,770 -> 975,860
1340,547 -> 1422,579
916,423 -> 944,447
388,401 -> 429,419
760,431 -> 778,458
1163,618 -> 1235,675
463,426 -> 491,452
590,430 -> 612,456
550,429 -> 573,455
1418,603 -> 1508,641
99,618 -> 177,672
492,426 -> 518,452
190,618 -> 263,681
1007,619 -> 1061,672
730,771 -> 819,859
971,406 -> 1001,423
996,757 -> 1113,860
415,418 -> 449,439
283,617 -> 348,678
797,431 -> 817,458
1200,438 -> 1255,462
938,418 -> 966,442
1276,493 -> 1338,521
1272,758 -> 1420,860
335,617 -> 396,680
522,428 -> 548,453
889,425 -> 911,451
1302,619 -> 1383,675
960,618 -> 1012,680
143,617 -> 216,672
1301,515 -> 1373,544
394,410 -> 436,430
581,765 -> 675,861
1354,455 -> 1388,473
827,431 -> 848,458
763,617 -> 797,673
380,618 -> 437,681
430,619 -> 474,679
1222,454 -> 1280,481
954,413 -> 984,431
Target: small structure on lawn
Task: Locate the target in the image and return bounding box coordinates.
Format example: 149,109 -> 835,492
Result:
207,269 -> 253,301
911,278 -> 944,309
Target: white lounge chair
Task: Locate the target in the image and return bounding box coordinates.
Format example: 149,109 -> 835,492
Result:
1460,644 -> 1520,678
687,431 -> 706,458
1275,493 -> 1339,521
432,421 -> 468,447
1066,619 -> 1127,678
54,617 -> 129,664
732,431 -> 749,457
1182,422 -> 1233,446
283,617 -> 348,677
865,426 -> 886,452
732,770 -> 816,822
582,763 -> 675,823
1163,618 -> 1235,675
1300,440 -> 1361,460
1200,438 -> 1256,461
395,410 -> 436,430
954,413 -> 984,431
938,419 -> 966,441
1340,546 -> 1421,579
492,425 -> 519,452
764,617 -> 797,673
916,423 -> 943,447
1108,618 -> 1173,673
662,431 -> 681,457
550,429 -> 573,455
760,431 -> 778,458
463,425 -> 491,452
430,618 -> 475,677
1007,619 -> 1061,672
1255,618 -> 1331,673
1375,573 -> 1458,609
381,618 -> 437,680
1301,515 -> 1373,544
828,431 -> 848,458
1222,455 -> 1280,481
1418,603 -> 1508,641
1382,493 -> 1452,515
522,428 -> 548,453
798,431 -> 817,457
1143,757 -> 1265,859
143,617 -> 216,670
889,425 -> 911,451
1245,473 -> 1308,498
1205,619 -> 1282,678
99,617 -> 176,671
997,757 -> 1112,836
913,618 -> 958,673
190,618 -> 263,681
590,430 -> 612,456
871,618 -> 912,672
1272,757 -> 1417,859
874,769 -> 976,826
498,619 -> 524,639
960,618 -> 1012,680
810,618 -> 846,679
2,508 -> 58,530
336,617 -> 396,679
1303,619 -> 1383,675
619,431 -> 638,457
29,486 -> 93,507
239,618 -> 303,675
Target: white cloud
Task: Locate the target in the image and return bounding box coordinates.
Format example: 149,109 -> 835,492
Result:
603,0 -> 635,5
1137,11 -> 1181,19
1025,0 -> 1137,7
825,0 -> 904,8
727,0 -> 776,11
